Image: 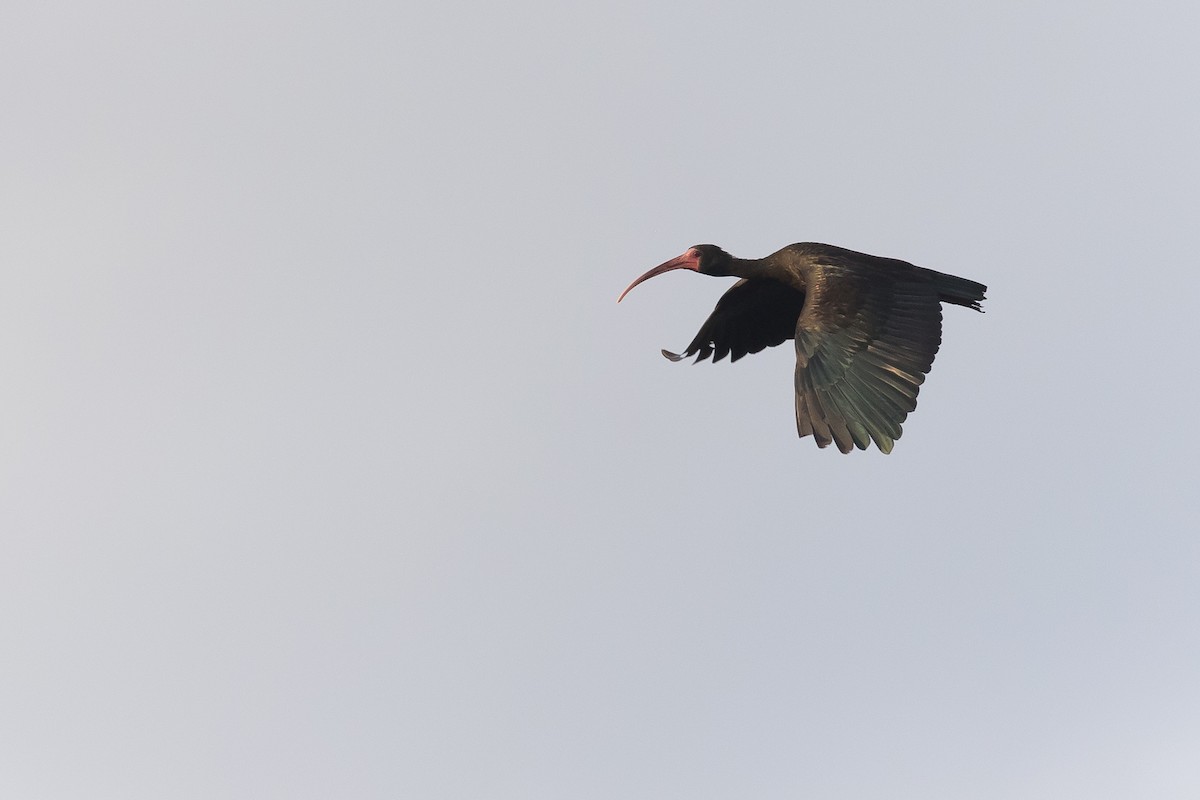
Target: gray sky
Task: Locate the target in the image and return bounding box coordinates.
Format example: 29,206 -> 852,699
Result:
4,1 -> 1199,798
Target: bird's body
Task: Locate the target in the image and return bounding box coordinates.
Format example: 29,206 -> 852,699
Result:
619,243 -> 986,453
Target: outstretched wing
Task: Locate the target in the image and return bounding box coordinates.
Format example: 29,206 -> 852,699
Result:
664,278 -> 806,363
793,261 -> 943,454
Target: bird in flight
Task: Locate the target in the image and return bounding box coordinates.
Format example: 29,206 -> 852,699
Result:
619,243 -> 986,453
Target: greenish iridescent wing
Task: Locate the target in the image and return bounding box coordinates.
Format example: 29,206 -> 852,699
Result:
793,262 -> 942,454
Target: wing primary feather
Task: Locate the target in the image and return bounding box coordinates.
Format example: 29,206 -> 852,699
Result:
799,375 -> 836,449
832,377 -> 894,450
823,383 -> 870,453
795,392 -> 815,439
845,419 -> 872,450
843,373 -> 905,440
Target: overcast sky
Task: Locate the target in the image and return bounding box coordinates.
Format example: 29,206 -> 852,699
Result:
4,1 -> 1199,798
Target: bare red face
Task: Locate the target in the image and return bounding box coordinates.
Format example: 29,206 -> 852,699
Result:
617,248 -> 702,302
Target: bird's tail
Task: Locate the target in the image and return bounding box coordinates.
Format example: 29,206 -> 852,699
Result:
928,271 -> 987,312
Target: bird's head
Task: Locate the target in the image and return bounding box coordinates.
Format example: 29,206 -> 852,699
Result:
617,245 -> 734,302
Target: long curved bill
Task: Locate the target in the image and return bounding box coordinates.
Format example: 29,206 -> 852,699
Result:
617,249 -> 701,302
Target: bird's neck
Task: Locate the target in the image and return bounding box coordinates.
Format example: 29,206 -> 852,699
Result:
726,257 -> 761,279
728,257 -> 796,286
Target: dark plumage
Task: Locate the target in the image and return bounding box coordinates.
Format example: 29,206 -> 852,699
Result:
618,243 -> 986,453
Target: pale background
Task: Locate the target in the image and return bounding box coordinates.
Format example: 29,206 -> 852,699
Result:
3,1 -> 1199,798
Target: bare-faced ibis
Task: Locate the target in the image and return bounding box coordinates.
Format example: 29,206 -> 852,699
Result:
619,243 -> 986,453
